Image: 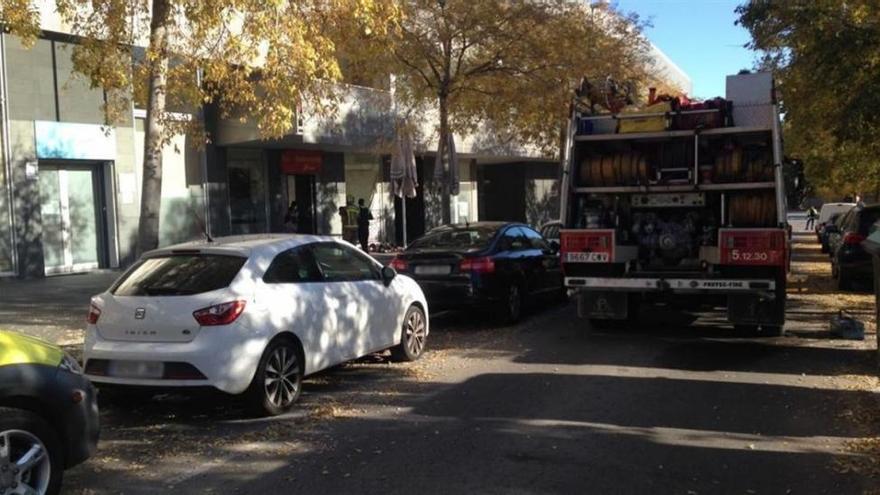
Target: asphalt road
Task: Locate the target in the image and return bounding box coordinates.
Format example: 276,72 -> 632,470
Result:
1,221 -> 870,494
64,266 -> 879,494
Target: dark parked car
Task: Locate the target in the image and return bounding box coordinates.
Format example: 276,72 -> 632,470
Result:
828,205 -> 880,290
0,331 -> 99,495
819,211 -> 847,253
815,202 -> 856,241
540,220 -> 562,249
390,222 -> 563,323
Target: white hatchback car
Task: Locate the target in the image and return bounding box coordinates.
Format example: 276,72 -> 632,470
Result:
83,234 -> 429,415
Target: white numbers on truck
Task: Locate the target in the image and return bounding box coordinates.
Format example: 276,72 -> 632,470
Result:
730,249 -> 769,262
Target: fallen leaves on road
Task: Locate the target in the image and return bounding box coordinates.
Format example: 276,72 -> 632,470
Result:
834,437 -> 880,478
788,237 -> 876,333
835,374 -> 880,392
789,235 -> 880,481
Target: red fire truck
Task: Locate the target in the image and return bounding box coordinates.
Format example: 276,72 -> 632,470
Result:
559,72 -> 789,334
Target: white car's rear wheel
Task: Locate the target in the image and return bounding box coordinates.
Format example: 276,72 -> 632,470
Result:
392,306 -> 427,362
248,339 -> 303,416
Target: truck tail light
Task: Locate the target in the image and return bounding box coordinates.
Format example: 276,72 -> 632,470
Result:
193,300 -> 247,326
843,232 -> 866,246
87,303 -> 101,324
390,257 -> 409,272
460,256 -> 496,274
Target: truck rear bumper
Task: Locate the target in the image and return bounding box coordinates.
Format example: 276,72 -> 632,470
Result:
565,276 -> 776,294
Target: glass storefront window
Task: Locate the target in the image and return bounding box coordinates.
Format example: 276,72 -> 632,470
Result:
228,149 -> 268,235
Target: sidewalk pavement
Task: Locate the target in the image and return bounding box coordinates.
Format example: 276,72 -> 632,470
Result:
0,270 -> 120,347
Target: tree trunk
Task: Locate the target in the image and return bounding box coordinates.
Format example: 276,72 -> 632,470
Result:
137,0 -> 171,256
438,93 -> 452,224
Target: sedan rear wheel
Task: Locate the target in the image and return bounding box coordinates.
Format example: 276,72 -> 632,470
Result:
500,283 -> 524,325
392,306 -> 427,362
837,264 -> 854,291
0,408 -> 62,495
248,340 -> 303,416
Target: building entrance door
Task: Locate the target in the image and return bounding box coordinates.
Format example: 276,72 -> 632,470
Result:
285,174 -> 317,234
38,163 -> 107,275
479,163 -> 526,222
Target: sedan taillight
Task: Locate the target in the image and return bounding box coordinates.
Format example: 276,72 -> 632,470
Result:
193,300 -> 247,326
390,256 -> 409,272
843,232 -> 866,246
460,256 -> 495,274
87,303 -> 101,324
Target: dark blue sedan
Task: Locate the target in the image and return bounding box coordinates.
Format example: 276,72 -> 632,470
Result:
390,222 -> 563,323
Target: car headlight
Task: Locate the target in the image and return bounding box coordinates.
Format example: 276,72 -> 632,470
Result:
60,353 -> 84,375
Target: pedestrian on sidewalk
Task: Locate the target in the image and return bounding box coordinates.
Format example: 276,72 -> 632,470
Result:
283,200 -> 299,233
357,198 -> 373,251
806,206 -> 818,230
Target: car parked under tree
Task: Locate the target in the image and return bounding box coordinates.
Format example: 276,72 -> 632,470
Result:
83,235 -> 429,416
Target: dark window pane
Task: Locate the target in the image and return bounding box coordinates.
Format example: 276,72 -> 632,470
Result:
499,227 -> 528,251
112,255 -> 246,296
312,243 -> 378,282
263,248 -> 322,283
408,225 -> 500,251
522,226 -> 549,250
859,209 -> 880,233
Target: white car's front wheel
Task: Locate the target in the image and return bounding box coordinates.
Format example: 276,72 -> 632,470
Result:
247,339 -> 303,416
392,306 -> 427,362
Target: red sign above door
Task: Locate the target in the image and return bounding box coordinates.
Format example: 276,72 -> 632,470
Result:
281,150 -> 322,174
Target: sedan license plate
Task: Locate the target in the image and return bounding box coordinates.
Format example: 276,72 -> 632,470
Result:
566,252 -> 609,263
108,360 -> 164,379
414,265 -> 451,275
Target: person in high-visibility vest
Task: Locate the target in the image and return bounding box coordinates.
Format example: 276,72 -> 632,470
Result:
340,203 -> 359,244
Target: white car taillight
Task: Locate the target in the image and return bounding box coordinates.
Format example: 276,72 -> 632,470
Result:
87,303 -> 101,324
193,300 -> 247,326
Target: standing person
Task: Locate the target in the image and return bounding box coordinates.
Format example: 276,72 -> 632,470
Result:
338,206 -> 348,236
805,206 -> 818,231
284,201 -> 298,233
340,204 -> 357,244
357,198 -> 373,251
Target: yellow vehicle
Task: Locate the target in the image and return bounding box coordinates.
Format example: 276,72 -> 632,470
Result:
0,331 -> 99,495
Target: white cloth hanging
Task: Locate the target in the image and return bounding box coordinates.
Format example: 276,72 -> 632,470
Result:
433,132 -> 459,195
391,119 -> 418,199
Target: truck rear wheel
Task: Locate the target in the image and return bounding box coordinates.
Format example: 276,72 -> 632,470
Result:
761,325 -> 784,336
734,324 -> 759,336
837,265 -> 854,291
734,324 -> 782,337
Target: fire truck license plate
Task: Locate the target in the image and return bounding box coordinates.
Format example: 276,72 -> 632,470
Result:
566,252 -> 609,263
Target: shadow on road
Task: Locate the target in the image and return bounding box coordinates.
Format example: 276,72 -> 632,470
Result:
492,302 -> 875,377
412,372 -> 874,438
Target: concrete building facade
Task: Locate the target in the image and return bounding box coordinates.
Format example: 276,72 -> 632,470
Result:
0,10 -> 690,278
